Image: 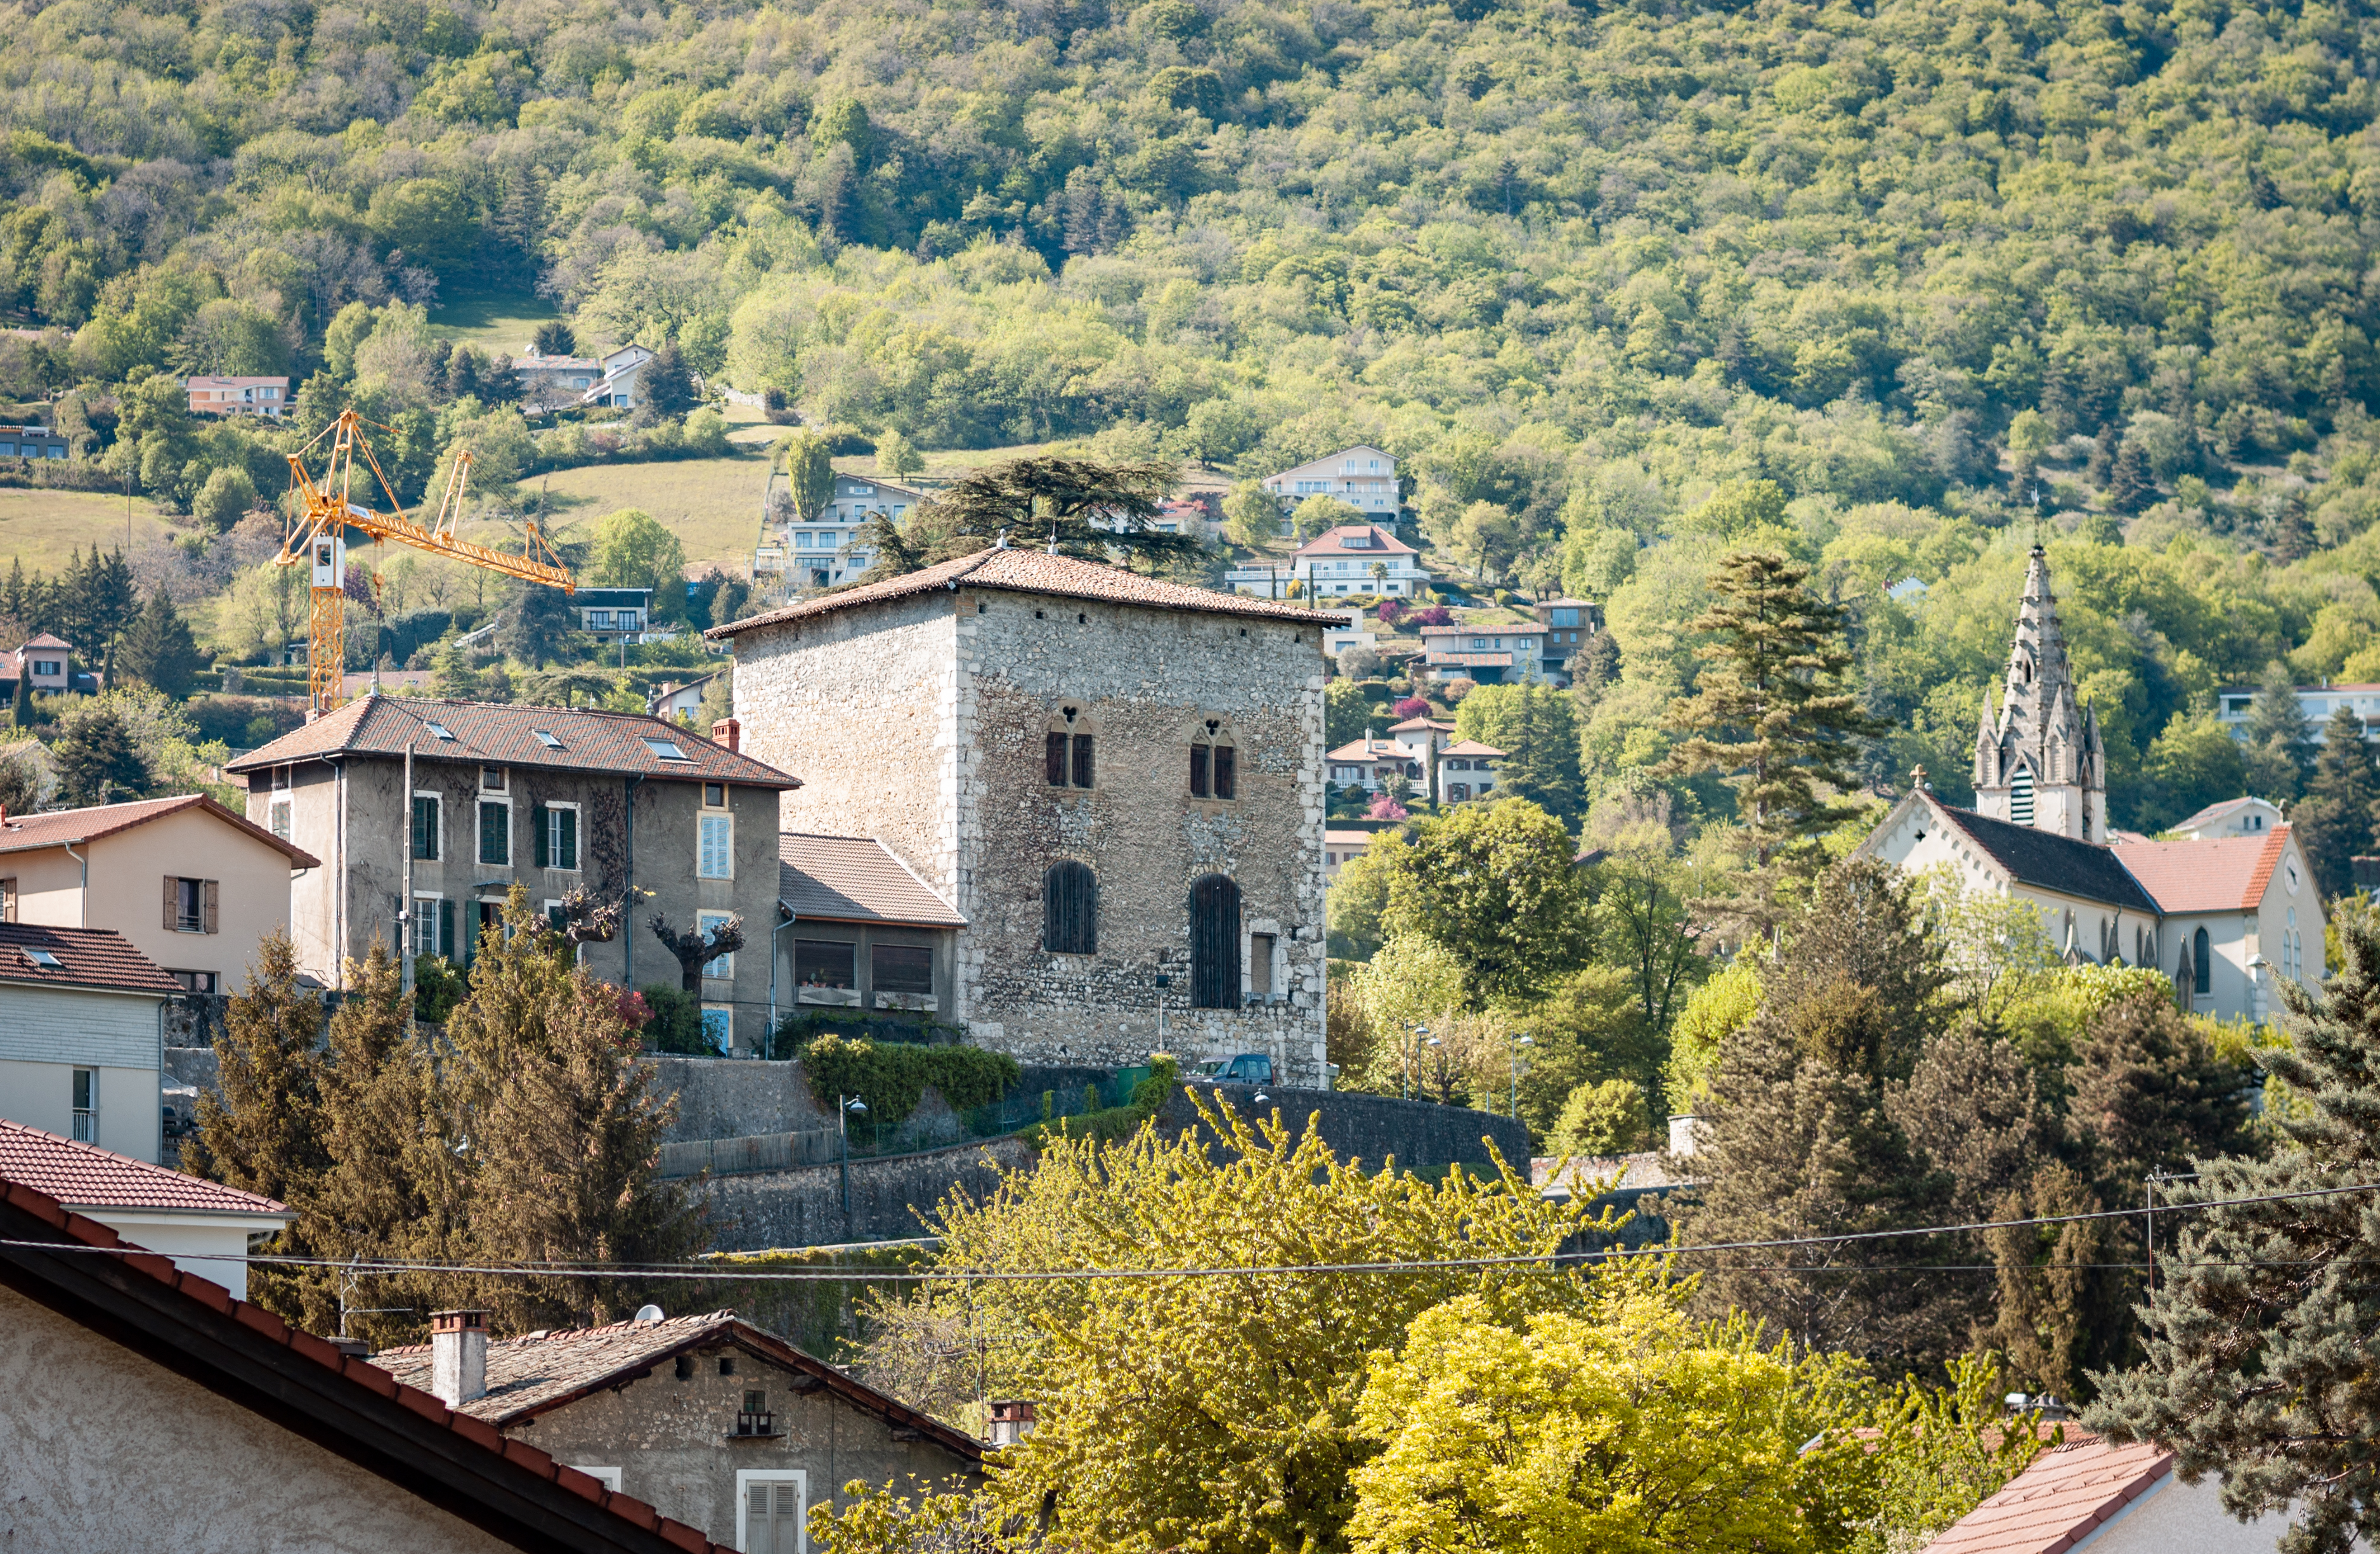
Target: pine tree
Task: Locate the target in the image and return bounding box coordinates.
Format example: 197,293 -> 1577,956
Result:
2105,440 -> 2154,513
2243,659 -> 2314,802
2,557 -> 26,624
10,666 -> 27,728
2067,991 -> 2256,1189
439,890 -> 705,1328
185,931 -> 330,1324
862,455 -> 1195,575
2291,703 -> 2379,896
1658,551 -> 1885,884
638,341 -> 696,418
50,703 -> 148,802
2086,910 -> 2380,1551
115,589 -> 200,697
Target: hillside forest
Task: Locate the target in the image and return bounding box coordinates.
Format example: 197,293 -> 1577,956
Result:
4,0 -> 2380,839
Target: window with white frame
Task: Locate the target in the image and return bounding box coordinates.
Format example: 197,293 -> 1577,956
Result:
411,895 -> 442,958
699,911 -> 736,977
535,803 -> 578,871
737,1469 -> 806,1554
699,809 -> 734,879
71,1068 -> 95,1143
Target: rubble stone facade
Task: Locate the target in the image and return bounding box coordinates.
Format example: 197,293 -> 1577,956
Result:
727,560 -> 1334,1083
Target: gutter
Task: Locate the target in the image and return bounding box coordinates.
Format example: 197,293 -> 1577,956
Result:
61,839 -> 86,927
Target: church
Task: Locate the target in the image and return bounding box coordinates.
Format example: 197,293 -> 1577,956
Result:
1858,545 -> 2323,1025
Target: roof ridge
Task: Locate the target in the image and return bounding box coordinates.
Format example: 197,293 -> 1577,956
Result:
870,835 -> 963,918
0,1116 -> 290,1212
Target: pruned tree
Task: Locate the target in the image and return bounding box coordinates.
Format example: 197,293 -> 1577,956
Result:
649,910 -> 745,994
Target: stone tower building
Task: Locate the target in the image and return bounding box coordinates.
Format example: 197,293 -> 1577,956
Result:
712,547 -> 1339,1083
1972,545 -> 2107,844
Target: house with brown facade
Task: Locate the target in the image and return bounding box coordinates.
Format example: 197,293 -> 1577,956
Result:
0,1175 -> 738,1554
0,793 -> 320,995
374,1309 -> 983,1548
229,696 -> 800,1054
713,546 -> 1339,1082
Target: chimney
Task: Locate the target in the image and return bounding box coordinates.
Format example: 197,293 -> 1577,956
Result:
987,1399 -> 1038,1447
1667,1114 -> 1701,1158
712,716 -> 741,753
430,1309 -> 488,1406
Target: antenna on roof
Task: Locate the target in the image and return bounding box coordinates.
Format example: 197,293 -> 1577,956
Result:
1047,521 -> 1061,555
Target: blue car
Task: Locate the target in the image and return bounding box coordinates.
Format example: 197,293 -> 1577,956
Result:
1202,1054 -> 1273,1085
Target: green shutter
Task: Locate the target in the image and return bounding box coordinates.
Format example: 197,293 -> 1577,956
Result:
438,899 -> 454,959
558,807 -> 577,870
532,804 -> 549,868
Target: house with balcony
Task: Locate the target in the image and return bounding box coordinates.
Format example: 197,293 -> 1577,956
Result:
777,833 -> 966,1017
1531,598 -> 1603,679
1291,525 -> 1433,599
575,587 -> 656,643
1419,622 -> 1551,684
185,375 -> 290,419
1436,740 -> 1505,804
2215,681 -> 2380,743
1262,446 -> 1403,523
1,424 -> 72,459
1325,736 -> 1419,792
780,474 -> 925,589
514,351 -> 603,407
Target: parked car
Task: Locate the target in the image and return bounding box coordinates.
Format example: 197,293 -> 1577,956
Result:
1202,1054 -> 1273,1085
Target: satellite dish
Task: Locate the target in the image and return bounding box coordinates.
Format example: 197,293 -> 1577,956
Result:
634,1305 -> 665,1325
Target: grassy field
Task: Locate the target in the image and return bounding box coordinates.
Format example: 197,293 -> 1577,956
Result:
427,289 -> 564,355
521,454 -> 771,570
0,488 -> 184,575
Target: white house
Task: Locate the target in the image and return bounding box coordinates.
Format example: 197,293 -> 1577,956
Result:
0,922 -> 181,1165
2216,682 -> 2380,743
1436,739 -> 1504,804
781,474 -> 925,589
581,344 -> 659,409
1291,525 -> 1433,599
2166,796 -> 2284,840
1419,622 -> 1551,684
1262,446 -> 1403,521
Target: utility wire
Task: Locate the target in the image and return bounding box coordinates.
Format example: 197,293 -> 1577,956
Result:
5,1175 -> 2377,1285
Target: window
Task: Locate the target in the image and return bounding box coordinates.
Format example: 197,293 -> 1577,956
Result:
169,970 -> 219,993
644,738 -> 691,762
534,729 -> 564,750
699,813 -> 734,878
270,797 -> 292,839
1190,875 -> 1242,1009
1450,783 -> 1472,801
2009,764 -> 2035,827
738,1471 -> 807,1554
699,911 -> 736,978
533,804 -> 578,870
424,722 -> 456,741
164,877 -> 216,934
71,1068 -> 94,1143
24,947 -> 60,969
412,794 -> 441,860
479,800 -> 510,866
701,1005 -> 732,1054
795,939 -> 855,988
1190,724 -> 1237,800
1249,933 -> 1275,998
872,943 -> 933,996
2192,926 -> 2213,1002
0,877 -> 13,923
412,895 -> 443,958
705,783 -> 727,807
1044,861 -> 1098,955
482,766 -> 506,792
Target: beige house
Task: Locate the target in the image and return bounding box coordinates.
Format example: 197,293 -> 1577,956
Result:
0,922 -> 182,1163
0,793 -> 320,995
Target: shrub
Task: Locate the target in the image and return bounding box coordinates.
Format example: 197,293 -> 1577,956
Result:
798,1033 -> 1020,1126
1377,599 -> 1407,627
1394,696 -> 1429,720
413,955 -> 466,1024
1413,605 -> 1452,627
641,983 -> 713,1052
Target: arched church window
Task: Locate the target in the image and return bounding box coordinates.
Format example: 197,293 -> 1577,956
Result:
2192,927 -> 2211,1000
1189,873 -> 1241,1009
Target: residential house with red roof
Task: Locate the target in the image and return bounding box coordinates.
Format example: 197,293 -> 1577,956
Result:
0,793 -> 320,996
0,1173 -> 739,1553
226,697 -> 801,1055
1859,547 -> 2324,1024
1288,523 -> 1433,599
185,374 -> 290,417
372,1308 -> 982,1547
1922,1432 -> 2304,1553
1261,445 -> 1403,525
0,630 -> 93,700
712,547 -> 1341,1082
1435,738 -> 1507,804
0,1116 -> 287,1298
0,922 -> 182,1163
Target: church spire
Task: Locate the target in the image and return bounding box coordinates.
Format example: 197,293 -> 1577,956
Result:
1974,544 -> 2107,844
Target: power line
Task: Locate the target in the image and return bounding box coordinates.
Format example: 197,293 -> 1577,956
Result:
4,1175 -> 2374,1285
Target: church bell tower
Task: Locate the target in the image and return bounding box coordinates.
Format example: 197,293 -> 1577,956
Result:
1972,545 -> 2107,844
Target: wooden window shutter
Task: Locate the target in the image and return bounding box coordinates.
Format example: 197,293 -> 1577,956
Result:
1045,732 -> 1068,786
1214,745 -> 1236,800
532,804 -> 549,868
438,899 -> 455,960
1071,732 -> 1095,788
1190,874 -> 1241,1009
163,875 -> 176,930
559,807 -> 576,870
201,880 -> 219,934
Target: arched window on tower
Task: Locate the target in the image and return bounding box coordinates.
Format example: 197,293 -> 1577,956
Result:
1189,873 -> 1241,1009
1188,719 -> 1238,800
2192,926 -> 2212,1006
1044,861 -> 1097,955
2009,761 -> 2035,826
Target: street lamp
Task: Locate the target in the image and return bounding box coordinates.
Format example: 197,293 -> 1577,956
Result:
1509,1035 -> 1533,1120
1406,1024 -> 1429,1102
838,1095 -> 869,1228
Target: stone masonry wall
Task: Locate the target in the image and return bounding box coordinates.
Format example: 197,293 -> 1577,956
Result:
696,1135 -> 1035,1250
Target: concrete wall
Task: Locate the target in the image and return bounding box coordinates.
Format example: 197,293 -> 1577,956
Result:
1,806 -> 303,991
733,584 -> 1331,1084
247,756 -> 784,1052
0,1284 -> 522,1554
500,1338 -> 978,1544
696,1135 -> 1036,1250
1164,1084 -> 1531,1173
646,1055 -> 830,1142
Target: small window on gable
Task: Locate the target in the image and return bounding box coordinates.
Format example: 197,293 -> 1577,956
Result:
1046,707 -> 1093,789
482,766 -> 505,792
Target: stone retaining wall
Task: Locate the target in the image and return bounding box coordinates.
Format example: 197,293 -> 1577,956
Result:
696,1135 -> 1037,1250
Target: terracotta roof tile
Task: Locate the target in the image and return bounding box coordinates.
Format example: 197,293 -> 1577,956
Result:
372,1309 -> 984,1461
0,922 -> 181,995
1923,1437 -> 2172,1553
779,833 -> 966,927
2110,828 -> 2290,914
0,1176 -> 736,1553
225,696 -> 799,788
0,1118 -> 288,1216
1441,740 -> 1506,757
708,547 -> 1344,640
1387,717 -> 1453,733
0,792 -> 320,866
20,632 -> 68,649
1291,526 -> 1417,559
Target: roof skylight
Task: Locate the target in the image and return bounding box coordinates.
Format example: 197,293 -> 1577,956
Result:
23,948 -> 62,969
533,729 -> 564,749
425,722 -> 456,741
642,738 -> 691,762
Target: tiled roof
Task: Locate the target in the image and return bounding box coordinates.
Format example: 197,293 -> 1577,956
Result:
1926,799 -> 2161,915
780,833 -> 966,927
0,922 -> 181,995
374,1310 -> 984,1461
1441,740 -> 1507,757
2168,796 -> 2268,833
0,1177 -> 732,1553
225,697 -> 800,788
1388,717 -> 1454,734
1420,625 -> 1539,637
20,632 -> 68,649
1430,651 -> 1516,667
1324,739 -> 1405,762
0,1118 -> 287,1217
2114,828 -> 2291,914
0,792 -> 320,866
1922,1437 -> 2171,1553
710,547 -> 1344,640
1291,526 -> 1418,559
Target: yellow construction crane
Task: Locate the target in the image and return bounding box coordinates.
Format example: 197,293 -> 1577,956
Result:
279,408 -> 574,715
